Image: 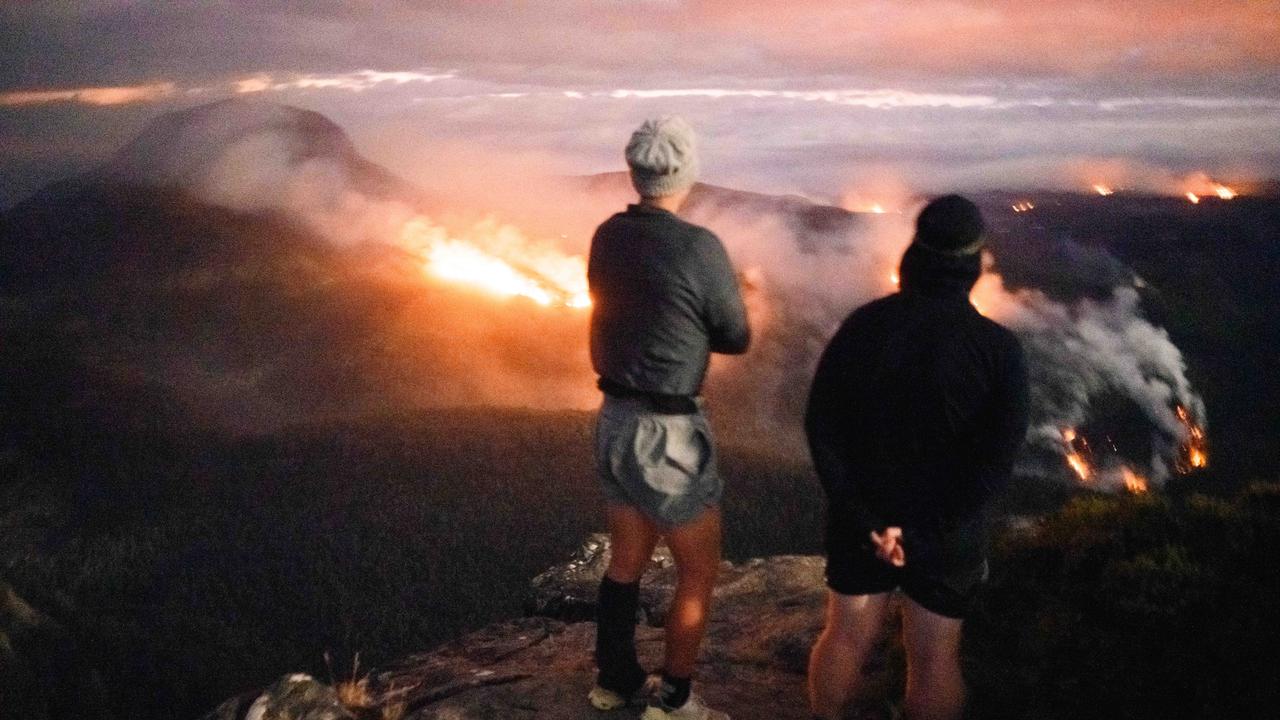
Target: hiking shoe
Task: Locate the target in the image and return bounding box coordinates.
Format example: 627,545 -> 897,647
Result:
588,685 -> 630,711
589,676 -> 658,711
640,693 -> 730,720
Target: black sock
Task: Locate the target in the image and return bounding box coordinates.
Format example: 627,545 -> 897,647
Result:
595,576 -> 646,694
659,673 -> 691,709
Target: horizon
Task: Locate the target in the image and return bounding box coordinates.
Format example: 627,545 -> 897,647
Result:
3,2 -> 1279,207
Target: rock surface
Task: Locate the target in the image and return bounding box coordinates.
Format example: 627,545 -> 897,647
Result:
203,538 -> 902,720
201,674 -> 355,720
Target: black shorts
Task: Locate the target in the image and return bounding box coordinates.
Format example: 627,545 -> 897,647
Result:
824,515 -> 988,620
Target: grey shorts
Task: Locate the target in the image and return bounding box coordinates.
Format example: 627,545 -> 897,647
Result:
594,395 -> 723,527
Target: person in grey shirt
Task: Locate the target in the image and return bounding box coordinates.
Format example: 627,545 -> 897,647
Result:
586,116 -> 749,720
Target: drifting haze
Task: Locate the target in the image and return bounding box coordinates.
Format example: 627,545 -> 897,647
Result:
53,98 -> 1200,488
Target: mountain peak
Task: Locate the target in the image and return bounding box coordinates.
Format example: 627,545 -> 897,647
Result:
93,98 -> 402,210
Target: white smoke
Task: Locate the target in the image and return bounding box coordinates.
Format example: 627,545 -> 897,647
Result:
973,275 -> 1205,487
672,185 -> 1206,488
137,100 -> 1206,487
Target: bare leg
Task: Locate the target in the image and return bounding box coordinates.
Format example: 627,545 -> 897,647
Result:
594,503 -> 662,696
901,597 -> 965,720
808,591 -> 893,720
605,504 -> 661,583
661,506 -> 722,678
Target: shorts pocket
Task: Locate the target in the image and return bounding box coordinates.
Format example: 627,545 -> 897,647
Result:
632,414 -> 712,495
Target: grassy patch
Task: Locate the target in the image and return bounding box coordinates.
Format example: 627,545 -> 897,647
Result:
965,483 -> 1280,719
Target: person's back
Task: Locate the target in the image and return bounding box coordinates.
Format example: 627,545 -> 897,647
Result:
808,272 -> 1026,542
806,195 -> 1029,720
590,205 -> 748,397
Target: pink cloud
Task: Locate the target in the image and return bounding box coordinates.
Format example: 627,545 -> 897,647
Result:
0,82 -> 176,107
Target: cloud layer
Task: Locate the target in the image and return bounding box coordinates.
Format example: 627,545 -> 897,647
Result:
2,2 -> 1278,206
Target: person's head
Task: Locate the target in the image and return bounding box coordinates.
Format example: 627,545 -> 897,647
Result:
911,194 -> 985,257
625,116 -> 699,206
897,194 -> 986,295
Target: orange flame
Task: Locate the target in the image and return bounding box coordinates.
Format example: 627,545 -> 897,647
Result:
1093,184 -> 1114,196
1182,173 -> 1239,203
1062,428 -> 1094,483
1121,467 -> 1149,495
1012,201 -> 1035,213
1174,405 -> 1209,472
399,217 -> 590,308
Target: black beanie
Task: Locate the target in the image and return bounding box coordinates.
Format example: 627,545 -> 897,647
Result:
914,194 -> 985,256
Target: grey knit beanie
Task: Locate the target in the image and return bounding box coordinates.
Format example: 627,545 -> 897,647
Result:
625,116 -> 699,198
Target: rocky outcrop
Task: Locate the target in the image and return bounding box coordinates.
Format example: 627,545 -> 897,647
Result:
201,674 -> 355,720
202,538 -> 901,720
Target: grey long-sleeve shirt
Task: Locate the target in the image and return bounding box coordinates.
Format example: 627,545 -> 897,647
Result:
588,204 -> 750,396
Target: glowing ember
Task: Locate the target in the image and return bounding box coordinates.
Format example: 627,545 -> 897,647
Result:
1212,183 -> 1237,200
1121,467 -> 1149,495
847,200 -> 892,214
1093,184 -> 1114,196
400,216 -> 591,308
1174,405 -> 1209,472
1189,448 -> 1208,468
1062,427 -> 1094,482
1186,192 -> 1201,204
1011,201 -> 1035,213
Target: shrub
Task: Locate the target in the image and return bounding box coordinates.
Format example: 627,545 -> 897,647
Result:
965,483 -> 1280,720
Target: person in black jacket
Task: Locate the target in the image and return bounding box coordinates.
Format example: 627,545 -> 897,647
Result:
805,195 -> 1029,720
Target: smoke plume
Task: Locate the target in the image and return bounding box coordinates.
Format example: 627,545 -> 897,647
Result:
56,99 -> 1207,488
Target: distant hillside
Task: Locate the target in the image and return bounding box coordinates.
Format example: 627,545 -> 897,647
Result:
581,171 -> 869,252
0,101 -> 593,438
4,99 -> 1264,483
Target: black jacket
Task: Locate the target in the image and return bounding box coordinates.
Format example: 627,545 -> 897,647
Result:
805,243 -> 1030,541
589,204 -> 750,396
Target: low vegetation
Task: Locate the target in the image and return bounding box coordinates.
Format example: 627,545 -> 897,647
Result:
2,409 -> 1275,720
966,483 -> 1280,719
0,409 -> 821,719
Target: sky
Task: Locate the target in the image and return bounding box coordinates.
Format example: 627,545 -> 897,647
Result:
2,0 -> 1279,207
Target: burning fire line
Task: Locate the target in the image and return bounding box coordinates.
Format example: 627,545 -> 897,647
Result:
1062,427 -> 1094,483
1062,426 -> 1150,494
399,216 -> 591,309
1059,404 -> 1207,494
1088,178 -> 1237,205
1175,404 -> 1209,472
1185,181 -> 1238,204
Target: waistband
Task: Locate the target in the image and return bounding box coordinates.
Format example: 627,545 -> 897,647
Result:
598,378 -> 699,415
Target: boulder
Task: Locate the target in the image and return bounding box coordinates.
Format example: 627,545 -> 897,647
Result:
200,674 -> 355,720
